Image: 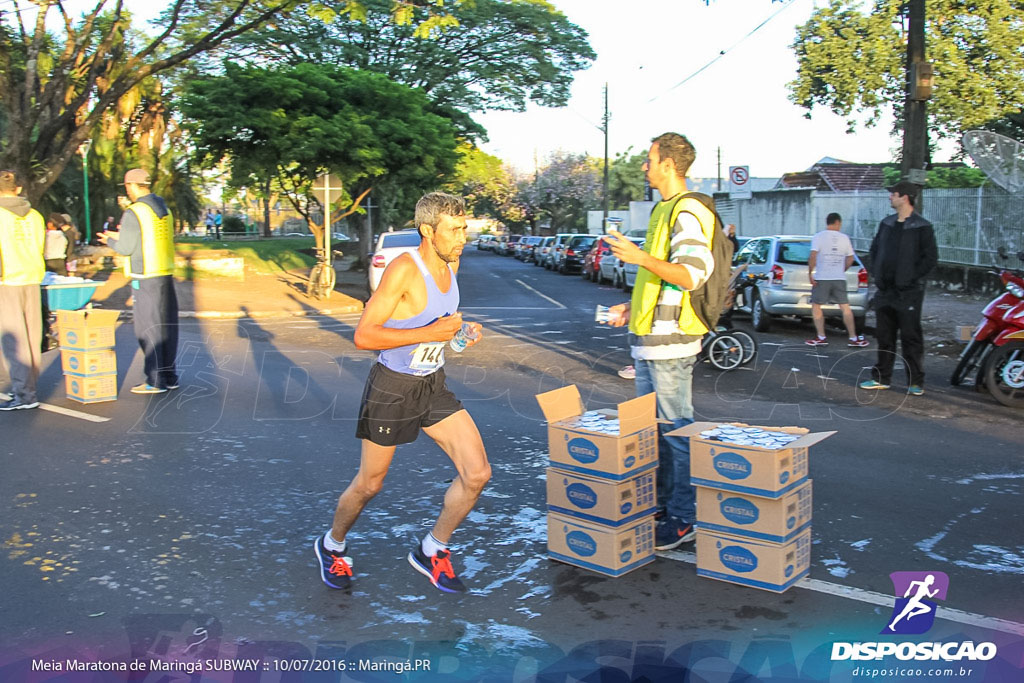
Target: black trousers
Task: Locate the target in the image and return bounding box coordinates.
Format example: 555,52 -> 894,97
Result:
133,275 -> 179,388
871,288 -> 926,386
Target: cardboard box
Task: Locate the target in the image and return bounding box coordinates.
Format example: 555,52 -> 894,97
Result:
60,349 -> 117,377
671,422 -> 834,498
696,527 -> 811,593
57,309 -> 120,351
957,325 -> 975,342
64,374 -> 117,404
546,468 -> 656,527
547,512 -> 655,577
536,385 -> 658,481
696,480 -> 812,543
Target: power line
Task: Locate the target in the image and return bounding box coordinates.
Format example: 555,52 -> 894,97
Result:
648,0 -> 801,104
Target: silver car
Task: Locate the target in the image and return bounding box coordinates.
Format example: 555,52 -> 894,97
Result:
368,229 -> 422,292
732,235 -> 869,332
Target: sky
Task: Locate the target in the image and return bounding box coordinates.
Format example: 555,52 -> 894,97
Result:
475,0 -> 948,180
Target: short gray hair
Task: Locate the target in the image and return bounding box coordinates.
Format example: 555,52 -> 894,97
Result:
415,192 -> 466,229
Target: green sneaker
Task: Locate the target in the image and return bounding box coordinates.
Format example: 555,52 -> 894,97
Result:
859,380 -> 890,390
908,385 -> 924,396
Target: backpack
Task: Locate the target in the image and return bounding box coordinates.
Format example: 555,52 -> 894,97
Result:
674,192 -> 734,331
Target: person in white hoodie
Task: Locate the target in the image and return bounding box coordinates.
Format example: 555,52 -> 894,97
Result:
0,170 -> 46,410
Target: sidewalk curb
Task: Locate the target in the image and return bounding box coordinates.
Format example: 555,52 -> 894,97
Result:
102,304 -> 363,320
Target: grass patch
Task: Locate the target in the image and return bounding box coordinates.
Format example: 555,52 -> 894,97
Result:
175,237 -> 317,275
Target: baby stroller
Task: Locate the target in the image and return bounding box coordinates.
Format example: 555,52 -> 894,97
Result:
699,265 -> 761,371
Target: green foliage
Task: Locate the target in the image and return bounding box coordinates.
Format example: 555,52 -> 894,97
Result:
881,164 -> 987,188
174,237 -> 317,274
222,215 -> 247,232
789,0 -> 1024,139
231,0 -> 595,121
181,63 -> 459,244
608,149 -> 646,210
446,144 -> 521,221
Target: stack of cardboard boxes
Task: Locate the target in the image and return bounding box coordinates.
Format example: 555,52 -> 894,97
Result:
57,308 -> 121,404
537,385 -> 659,577
673,422 -> 834,593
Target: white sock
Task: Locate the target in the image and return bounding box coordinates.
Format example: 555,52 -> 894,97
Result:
421,532 -> 448,557
323,531 -> 347,553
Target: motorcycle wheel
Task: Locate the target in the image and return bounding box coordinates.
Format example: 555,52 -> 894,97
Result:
707,334 -> 744,371
982,341 -> 1024,408
950,338 -> 986,386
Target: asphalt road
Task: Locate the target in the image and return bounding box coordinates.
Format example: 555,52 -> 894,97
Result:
1,249 -> 1021,682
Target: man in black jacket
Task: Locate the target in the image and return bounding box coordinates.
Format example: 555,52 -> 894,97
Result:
860,181 -> 938,395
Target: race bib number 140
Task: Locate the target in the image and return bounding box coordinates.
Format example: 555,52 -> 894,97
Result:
409,342 -> 445,371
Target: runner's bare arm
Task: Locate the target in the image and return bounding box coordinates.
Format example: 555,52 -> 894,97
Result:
353,255 -> 463,350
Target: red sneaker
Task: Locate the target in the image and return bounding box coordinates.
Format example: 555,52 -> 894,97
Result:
804,337 -> 828,347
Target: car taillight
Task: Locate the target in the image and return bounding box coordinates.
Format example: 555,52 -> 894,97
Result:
566,249 -> 575,256
771,264 -> 784,285
857,267 -> 868,288
372,255 -> 385,268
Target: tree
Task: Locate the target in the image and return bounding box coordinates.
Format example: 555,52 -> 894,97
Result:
445,144 -> 521,222
607,150 -> 646,210
788,0 -> 1024,141
521,152 -> 601,233
230,0 -> 595,123
181,62 -> 459,253
0,0 -> 467,202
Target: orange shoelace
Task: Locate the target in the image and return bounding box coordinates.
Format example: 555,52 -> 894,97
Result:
329,555 -> 352,577
430,551 -> 456,582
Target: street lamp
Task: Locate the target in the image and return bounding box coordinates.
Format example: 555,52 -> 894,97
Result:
78,140 -> 93,243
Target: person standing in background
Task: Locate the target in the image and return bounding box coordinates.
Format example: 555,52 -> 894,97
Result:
44,214 -> 69,275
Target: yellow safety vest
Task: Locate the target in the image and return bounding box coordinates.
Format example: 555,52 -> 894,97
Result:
125,200 -> 175,279
0,206 -> 46,286
629,196 -> 715,337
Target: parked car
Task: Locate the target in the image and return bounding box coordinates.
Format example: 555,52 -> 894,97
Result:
618,238 -> 647,291
732,234 -> 869,332
476,234 -> 496,251
556,234 -> 598,274
583,238 -> 614,282
543,233 -> 577,270
368,229 -> 422,292
534,236 -> 556,266
491,234 -> 509,255
517,236 -> 543,261
497,234 -> 522,256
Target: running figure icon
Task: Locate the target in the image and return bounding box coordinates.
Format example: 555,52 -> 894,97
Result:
888,574 -> 940,631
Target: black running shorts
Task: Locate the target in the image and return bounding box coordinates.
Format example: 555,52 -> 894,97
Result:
355,363 -> 464,446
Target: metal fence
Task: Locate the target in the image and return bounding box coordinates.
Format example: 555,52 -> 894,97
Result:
717,188 -> 1024,267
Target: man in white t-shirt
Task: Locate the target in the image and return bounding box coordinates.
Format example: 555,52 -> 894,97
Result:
806,213 -> 868,347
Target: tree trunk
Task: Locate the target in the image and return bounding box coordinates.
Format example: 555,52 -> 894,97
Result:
263,178 -> 272,238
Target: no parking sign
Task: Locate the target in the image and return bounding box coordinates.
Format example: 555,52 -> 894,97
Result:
729,165 -> 751,200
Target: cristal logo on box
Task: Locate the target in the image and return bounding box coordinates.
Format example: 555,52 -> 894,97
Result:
565,483 -> 597,509
567,438 -> 599,464
565,530 -> 597,557
831,571 -> 997,662
720,497 -> 759,525
718,544 -> 757,573
711,450 -> 751,480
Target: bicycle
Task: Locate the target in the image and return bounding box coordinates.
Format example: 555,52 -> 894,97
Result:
309,248 -> 342,300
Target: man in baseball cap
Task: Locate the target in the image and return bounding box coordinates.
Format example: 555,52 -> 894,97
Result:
859,179 -> 937,396
98,168 -> 180,394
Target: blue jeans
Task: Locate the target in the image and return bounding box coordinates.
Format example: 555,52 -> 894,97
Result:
634,356 -> 696,523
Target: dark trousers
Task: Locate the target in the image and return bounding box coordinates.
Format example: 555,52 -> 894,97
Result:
871,288 -> 926,386
45,259 -> 67,276
133,276 -> 179,388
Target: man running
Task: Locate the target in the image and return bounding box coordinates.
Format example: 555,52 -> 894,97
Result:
314,192 -> 489,593
888,574 -> 940,631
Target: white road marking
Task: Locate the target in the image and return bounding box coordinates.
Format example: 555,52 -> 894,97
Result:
0,392 -> 109,423
816,375 -> 837,381
762,342 -> 784,346
658,550 -> 1024,636
514,279 -> 567,309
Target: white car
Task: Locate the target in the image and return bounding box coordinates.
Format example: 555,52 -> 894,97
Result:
368,230 -> 422,292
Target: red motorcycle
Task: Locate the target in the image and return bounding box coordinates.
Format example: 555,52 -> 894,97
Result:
950,248 -> 1024,407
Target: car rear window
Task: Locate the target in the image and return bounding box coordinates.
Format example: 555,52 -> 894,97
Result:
381,233 -> 422,248
570,236 -> 597,249
777,241 -> 811,265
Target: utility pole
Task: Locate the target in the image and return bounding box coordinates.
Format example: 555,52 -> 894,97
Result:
717,147 -> 722,193
901,0 -> 931,212
602,83 -> 610,228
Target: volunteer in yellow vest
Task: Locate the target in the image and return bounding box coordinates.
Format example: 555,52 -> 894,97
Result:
0,170 -> 46,410
98,168 -> 179,394
604,133 -> 716,551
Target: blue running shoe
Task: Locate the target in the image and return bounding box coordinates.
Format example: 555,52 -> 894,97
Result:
908,385 -> 924,396
314,533 -> 353,589
655,517 -> 696,551
408,546 -> 467,593
859,380 -> 890,390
